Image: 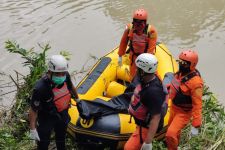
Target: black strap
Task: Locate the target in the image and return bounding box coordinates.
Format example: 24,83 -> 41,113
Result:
129,115 -> 133,123
181,71 -> 200,83
139,126 -> 144,144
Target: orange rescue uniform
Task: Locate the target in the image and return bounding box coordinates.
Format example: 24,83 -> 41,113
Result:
118,23 -> 157,78
124,126 -> 149,150
166,70 -> 203,150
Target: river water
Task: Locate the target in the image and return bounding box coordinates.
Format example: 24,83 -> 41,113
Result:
0,0 -> 225,107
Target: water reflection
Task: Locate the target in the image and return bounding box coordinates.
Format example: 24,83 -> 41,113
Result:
103,0 -> 225,47
0,0 -> 225,106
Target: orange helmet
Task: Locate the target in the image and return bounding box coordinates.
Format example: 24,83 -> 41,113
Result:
133,9 -> 148,21
179,50 -> 198,71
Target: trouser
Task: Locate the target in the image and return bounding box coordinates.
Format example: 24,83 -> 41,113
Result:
165,105 -> 192,150
124,126 -> 148,150
37,115 -> 68,150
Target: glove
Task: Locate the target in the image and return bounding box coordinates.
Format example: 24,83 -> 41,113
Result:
141,142 -> 152,150
118,56 -> 122,66
191,126 -> 199,137
30,129 -> 40,141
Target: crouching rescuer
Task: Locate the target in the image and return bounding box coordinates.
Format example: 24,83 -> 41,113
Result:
29,55 -> 79,150
124,53 -> 167,150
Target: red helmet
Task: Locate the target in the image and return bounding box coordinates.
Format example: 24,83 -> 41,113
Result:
179,50 -> 198,71
133,9 -> 148,21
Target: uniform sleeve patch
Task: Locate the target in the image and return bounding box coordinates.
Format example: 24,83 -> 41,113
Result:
194,88 -> 203,98
34,100 -> 40,107
150,32 -> 157,39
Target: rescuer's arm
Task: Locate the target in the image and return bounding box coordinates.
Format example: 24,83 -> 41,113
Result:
118,26 -> 130,57
147,26 -> 157,54
191,86 -> 203,127
29,108 -> 38,130
145,113 -> 161,143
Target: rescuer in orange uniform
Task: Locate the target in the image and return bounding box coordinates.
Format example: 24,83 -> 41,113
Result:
118,8 -> 157,79
165,50 -> 204,150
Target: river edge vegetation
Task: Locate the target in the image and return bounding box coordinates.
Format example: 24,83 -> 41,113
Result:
0,41 -> 224,150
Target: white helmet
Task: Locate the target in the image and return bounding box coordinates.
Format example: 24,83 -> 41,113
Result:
135,53 -> 158,73
48,55 -> 68,72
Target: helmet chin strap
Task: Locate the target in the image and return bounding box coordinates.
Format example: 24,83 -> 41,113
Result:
137,69 -> 154,84
47,71 -> 56,85
137,68 -> 144,78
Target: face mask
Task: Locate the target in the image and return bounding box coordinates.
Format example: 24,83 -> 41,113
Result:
133,20 -> 146,32
179,65 -> 191,74
52,75 -> 66,85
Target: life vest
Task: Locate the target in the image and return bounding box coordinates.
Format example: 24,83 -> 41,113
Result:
128,75 -> 168,126
127,24 -> 151,64
52,82 -> 71,112
128,84 -> 150,127
169,70 -> 201,110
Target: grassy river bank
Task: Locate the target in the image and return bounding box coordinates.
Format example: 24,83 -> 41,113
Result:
0,41 -> 224,150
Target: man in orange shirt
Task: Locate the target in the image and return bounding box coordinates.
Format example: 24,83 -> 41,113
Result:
118,8 -> 157,79
166,50 -> 203,150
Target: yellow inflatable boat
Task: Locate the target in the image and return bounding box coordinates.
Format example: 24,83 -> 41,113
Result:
67,42 -> 178,149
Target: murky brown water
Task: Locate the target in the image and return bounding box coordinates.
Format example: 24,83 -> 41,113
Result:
1,0 -> 225,106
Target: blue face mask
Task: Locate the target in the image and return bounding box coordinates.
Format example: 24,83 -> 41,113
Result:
52,75 -> 66,85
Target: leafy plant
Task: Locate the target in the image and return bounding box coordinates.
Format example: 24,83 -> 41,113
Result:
0,41 -> 50,148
